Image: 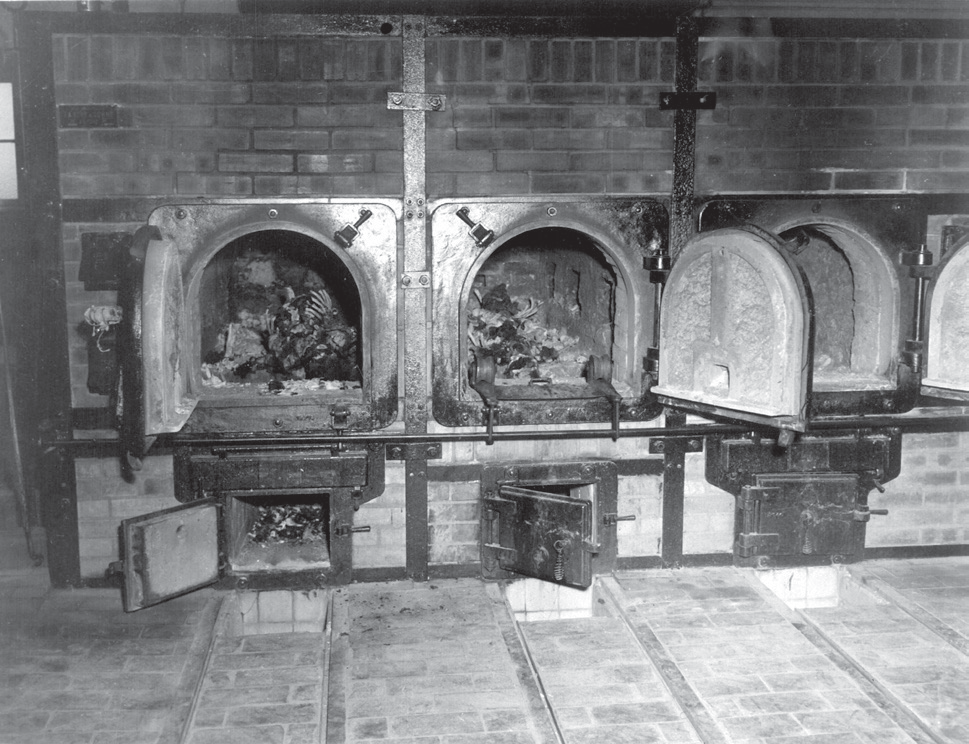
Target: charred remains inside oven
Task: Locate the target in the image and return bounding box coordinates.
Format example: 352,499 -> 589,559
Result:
198,230 -> 362,398
225,493 -> 331,573
467,228 -> 629,395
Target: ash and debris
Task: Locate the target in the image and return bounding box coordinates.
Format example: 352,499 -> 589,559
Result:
467,283 -> 582,380
247,504 -> 327,545
201,247 -> 360,391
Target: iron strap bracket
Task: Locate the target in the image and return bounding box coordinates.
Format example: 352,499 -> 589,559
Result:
648,436 -> 704,455
400,271 -> 430,288
387,92 -> 447,111
659,91 -> 716,110
400,271 -> 431,289
385,442 -> 442,460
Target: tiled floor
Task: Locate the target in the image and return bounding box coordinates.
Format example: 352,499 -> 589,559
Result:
2,534 -> 969,744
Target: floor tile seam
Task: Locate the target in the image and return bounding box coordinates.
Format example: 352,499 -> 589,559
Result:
737,571 -> 949,744
171,594 -> 230,744
849,568 -> 969,660
599,576 -> 734,744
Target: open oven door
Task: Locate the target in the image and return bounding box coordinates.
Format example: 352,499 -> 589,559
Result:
119,498 -> 221,612
652,226 -> 812,434
119,224 -> 198,468
482,484 -> 596,588
921,239 -> 969,402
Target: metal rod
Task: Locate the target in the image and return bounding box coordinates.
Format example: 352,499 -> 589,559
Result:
49,410 -> 969,454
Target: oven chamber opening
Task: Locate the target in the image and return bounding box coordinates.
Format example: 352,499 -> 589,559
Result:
225,494 -> 331,573
431,198 -> 667,428
774,221 -> 898,393
134,201 -> 400,437
197,230 -> 363,399
655,199 -> 919,431
466,228 -> 632,395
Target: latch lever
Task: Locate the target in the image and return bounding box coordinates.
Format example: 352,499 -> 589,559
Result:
455,207 -> 495,248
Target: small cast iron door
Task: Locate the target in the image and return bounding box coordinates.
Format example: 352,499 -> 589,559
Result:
922,237 -> 969,401
736,474 -> 864,562
653,226 -> 811,432
483,485 -> 595,588
120,498 -> 220,612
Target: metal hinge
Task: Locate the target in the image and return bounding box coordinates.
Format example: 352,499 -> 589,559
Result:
648,437 -> 704,455
604,513 -> 636,526
387,92 -> 447,111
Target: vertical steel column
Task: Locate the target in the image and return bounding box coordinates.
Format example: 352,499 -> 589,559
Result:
401,16 -> 430,581
669,15 -> 699,261
17,15 -> 81,586
662,16 -> 699,566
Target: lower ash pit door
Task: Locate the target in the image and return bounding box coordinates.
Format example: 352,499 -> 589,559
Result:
922,239 -> 969,401
483,485 -> 595,588
120,499 -> 220,612
653,226 -> 811,433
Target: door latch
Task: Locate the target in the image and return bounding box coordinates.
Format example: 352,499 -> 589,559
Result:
335,524 -> 371,537
334,208 -> 373,248
455,206 -> 495,248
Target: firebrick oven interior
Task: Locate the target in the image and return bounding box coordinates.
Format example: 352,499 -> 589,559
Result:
777,224 -> 896,392
2,1 -> 969,740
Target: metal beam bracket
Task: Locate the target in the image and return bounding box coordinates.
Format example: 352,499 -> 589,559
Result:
386,443 -> 443,460
400,271 -> 430,288
649,437 -> 704,455
387,92 -> 447,111
659,91 -> 716,110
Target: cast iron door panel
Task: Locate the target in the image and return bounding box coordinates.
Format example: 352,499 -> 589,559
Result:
121,498 -> 220,612
118,225 -> 154,462
923,239 -> 969,401
736,474 -> 862,561
142,224 -> 198,435
653,226 -> 811,432
483,485 -> 593,588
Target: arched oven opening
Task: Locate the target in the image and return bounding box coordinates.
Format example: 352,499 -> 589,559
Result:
775,222 -> 898,398
197,229 -> 363,400
120,200 -> 400,442
465,227 -> 634,400
656,197 -> 922,431
431,198 -> 666,433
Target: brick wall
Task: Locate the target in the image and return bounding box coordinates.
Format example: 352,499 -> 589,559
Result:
53,33 -> 403,199
696,36 -> 969,193
867,431 -> 969,547
425,38 -> 676,196
75,454 -> 177,578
